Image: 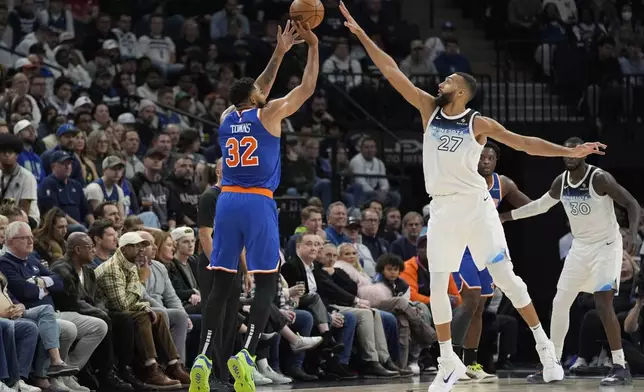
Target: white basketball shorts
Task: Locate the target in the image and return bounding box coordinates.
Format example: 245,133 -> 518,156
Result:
427,191 -> 510,273
557,234 -> 622,294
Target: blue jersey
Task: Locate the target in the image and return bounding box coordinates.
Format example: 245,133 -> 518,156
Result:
219,108 -> 281,192
488,173 -> 502,209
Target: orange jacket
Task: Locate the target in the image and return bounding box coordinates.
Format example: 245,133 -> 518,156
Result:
400,257 -> 462,307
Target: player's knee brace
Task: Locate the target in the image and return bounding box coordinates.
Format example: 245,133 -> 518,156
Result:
487,260 -> 531,309
429,271 -> 453,325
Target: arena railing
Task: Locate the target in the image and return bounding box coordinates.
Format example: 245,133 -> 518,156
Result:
493,38 -> 644,125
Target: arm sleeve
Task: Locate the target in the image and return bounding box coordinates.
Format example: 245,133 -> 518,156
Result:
510,192 -> 559,221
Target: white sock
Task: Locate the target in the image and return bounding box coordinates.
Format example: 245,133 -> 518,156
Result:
530,323 -> 549,345
168,359 -> 178,365
439,339 -> 454,359
144,359 -> 156,366
257,358 -> 269,372
612,349 -> 626,367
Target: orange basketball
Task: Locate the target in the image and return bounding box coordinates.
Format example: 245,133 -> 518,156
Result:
289,0 -> 324,29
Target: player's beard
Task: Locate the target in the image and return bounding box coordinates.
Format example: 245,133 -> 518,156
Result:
435,91 -> 454,107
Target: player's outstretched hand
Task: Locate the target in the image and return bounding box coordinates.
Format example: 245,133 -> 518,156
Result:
294,21 -> 318,46
277,20 -> 305,53
339,1 -> 365,36
568,142 -> 607,158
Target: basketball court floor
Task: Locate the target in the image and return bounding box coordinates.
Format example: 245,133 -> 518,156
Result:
261,373 -> 642,392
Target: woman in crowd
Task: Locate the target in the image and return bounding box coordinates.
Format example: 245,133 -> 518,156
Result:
86,130 -> 113,177
33,208 -> 68,265
72,131 -> 98,184
92,104 -> 113,131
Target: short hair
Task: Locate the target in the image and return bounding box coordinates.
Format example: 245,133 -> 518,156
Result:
565,136 -> 584,146
384,207 -> 399,217
158,87 -> 174,97
229,77 -> 256,106
455,72 -> 478,102
361,208 -> 379,220
375,253 -> 405,274
402,211 -> 422,226
6,221 -> 30,241
177,129 -> 200,152
0,133 -> 23,154
360,136 -> 377,148
301,206 -> 322,222
123,216 -> 144,233
296,232 -> 318,245
152,131 -> 170,144
94,201 -> 118,219
0,203 -> 23,221
326,201 -> 346,219
88,219 -> 114,244
484,141 -> 501,159
74,110 -> 92,123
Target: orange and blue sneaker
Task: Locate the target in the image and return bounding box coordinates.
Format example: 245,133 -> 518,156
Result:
227,349 -> 256,392
190,354 -> 212,392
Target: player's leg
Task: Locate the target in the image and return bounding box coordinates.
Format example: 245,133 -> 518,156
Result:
451,252 -> 482,358
468,196 -> 563,383
227,195 -> 281,392
462,268 -> 497,382
593,237 -> 630,386
426,196 -> 470,392
191,195 -> 244,392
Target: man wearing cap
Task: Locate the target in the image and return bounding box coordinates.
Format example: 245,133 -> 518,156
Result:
0,133 -> 40,225
85,156 -> 126,222
89,69 -> 122,111
40,124 -> 85,185
94,232 -> 189,388
131,148 -> 177,230
73,96 -> 94,114
14,119 -> 45,183
38,150 -> 94,232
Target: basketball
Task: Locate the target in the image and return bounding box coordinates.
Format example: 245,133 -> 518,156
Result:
289,0 -> 324,29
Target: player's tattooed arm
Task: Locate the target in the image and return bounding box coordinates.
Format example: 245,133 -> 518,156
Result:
500,176 -> 531,208
593,171 -> 641,254
255,20 -> 302,97
500,175 -> 562,222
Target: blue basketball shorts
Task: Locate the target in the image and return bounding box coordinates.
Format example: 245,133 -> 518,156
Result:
210,190 -> 280,273
452,249 -> 495,296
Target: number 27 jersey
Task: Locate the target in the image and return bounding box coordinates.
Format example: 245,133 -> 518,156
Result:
423,107 -> 488,196
219,108 -> 281,192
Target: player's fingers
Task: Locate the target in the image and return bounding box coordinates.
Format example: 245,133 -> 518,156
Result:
277,25 -> 283,36
294,39 -> 305,44
305,22 -> 311,30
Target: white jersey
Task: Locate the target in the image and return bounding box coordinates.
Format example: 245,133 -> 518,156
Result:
423,107 -> 487,196
560,165 -> 619,243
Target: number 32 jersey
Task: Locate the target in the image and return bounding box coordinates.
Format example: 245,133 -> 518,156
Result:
423,107 -> 488,196
561,165 -> 618,243
219,108 -> 281,191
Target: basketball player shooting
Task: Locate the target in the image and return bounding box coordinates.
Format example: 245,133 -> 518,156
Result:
339,3 -> 605,391
190,21 -> 318,392
501,136 -> 641,386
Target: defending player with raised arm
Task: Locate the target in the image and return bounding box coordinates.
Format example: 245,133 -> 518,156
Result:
340,3 -> 606,392
500,136 -> 640,386
190,22 -> 318,392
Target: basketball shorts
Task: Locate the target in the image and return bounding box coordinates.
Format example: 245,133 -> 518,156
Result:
557,234 -> 622,294
427,191 -> 510,273
210,191 -> 280,274
452,249 -> 495,296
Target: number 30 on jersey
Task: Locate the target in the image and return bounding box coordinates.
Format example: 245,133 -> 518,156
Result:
225,136 -> 259,167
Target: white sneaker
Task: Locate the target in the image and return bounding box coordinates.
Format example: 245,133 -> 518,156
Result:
428,356 -> 467,392
536,341 -> 564,383
48,379 -> 71,392
252,367 -> 273,385
17,381 -> 41,392
465,363 -> 498,383
259,365 -> 292,384
59,376 -> 89,392
569,357 -> 587,371
0,382 -> 15,392
290,335 -> 323,352
408,362 -> 420,375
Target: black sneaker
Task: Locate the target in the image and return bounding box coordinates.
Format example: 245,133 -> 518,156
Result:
383,359 -> 413,377
118,366 -> 151,390
321,335 -> 344,354
283,366 -> 318,382
361,362 -> 398,378
322,359 -> 358,380
600,365 -> 632,386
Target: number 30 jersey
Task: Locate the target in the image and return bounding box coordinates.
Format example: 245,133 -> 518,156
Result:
423,107 -> 488,196
561,165 -> 618,243
219,107 -> 281,192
